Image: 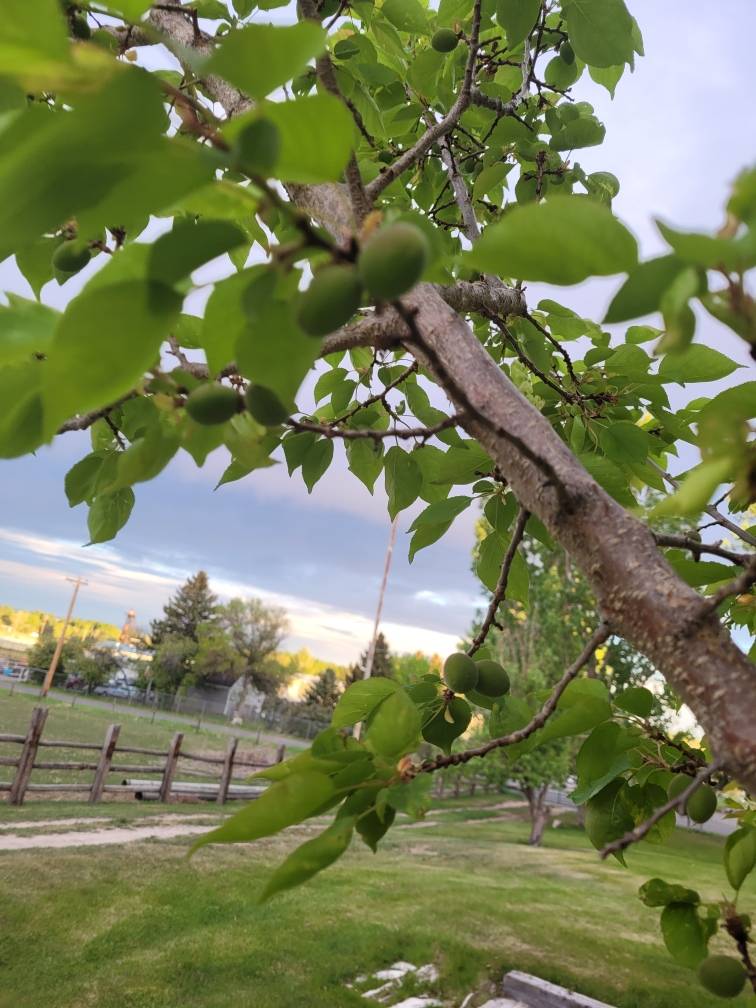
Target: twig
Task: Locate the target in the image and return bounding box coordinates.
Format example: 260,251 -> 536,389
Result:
421,623 -> 611,772
599,758 -> 725,860
702,558 -> 756,613
649,460 -> 756,549
365,0 -> 483,201
56,394 -> 138,434
653,533 -> 751,567
331,361 -> 417,425
288,415 -> 462,443
468,505 -> 530,656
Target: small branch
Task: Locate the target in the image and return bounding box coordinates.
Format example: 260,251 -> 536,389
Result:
650,461 -> 756,549
702,557 -> 756,614
467,505 -> 530,656
421,623 -> 611,773
365,0 -> 483,202
653,533 -> 751,567
599,758 -> 725,860
56,393 -> 138,434
331,361 -> 418,425
288,415 -> 462,443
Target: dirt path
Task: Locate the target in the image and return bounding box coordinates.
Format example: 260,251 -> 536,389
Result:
0,813 -> 224,851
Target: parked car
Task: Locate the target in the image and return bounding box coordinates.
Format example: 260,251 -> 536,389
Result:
94,683 -> 142,700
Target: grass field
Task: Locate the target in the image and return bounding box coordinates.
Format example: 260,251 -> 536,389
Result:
0,690 -> 291,799
0,795 -> 752,1008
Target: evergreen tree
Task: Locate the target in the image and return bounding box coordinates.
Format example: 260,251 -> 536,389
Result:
151,571 -> 218,647
346,632 -> 394,685
302,669 -> 342,713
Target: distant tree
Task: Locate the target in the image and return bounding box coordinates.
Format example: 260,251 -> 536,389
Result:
151,571 -> 218,647
26,634 -> 85,685
346,632 -> 394,685
150,634 -> 198,693
393,651 -> 442,687
302,669 -> 342,713
192,621 -> 245,687
218,598 -> 289,696
78,648 -> 120,694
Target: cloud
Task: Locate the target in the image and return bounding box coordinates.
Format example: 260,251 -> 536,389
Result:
0,527 -> 459,664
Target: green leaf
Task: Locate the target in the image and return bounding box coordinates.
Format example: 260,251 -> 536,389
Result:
0,70 -> 173,261
407,495 -> 471,562
191,771 -> 336,853
599,421 -> 648,463
658,345 -> 740,384
384,447 -> 422,519
381,0 -> 429,34
651,457 -> 734,519
572,721 -> 639,804
578,453 -> 636,507
87,488 -> 135,545
0,297 -> 57,365
236,296 -> 320,407
345,438 -> 384,493
261,94 -> 355,184
589,64 -> 624,98
438,0 -> 473,24
43,280 -> 181,438
148,219 -> 246,286
301,438 -> 334,493
660,903 -> 708,969
550,114 -> 605,151
563,0 -> 636,68
639,878 -> 699,909
332,678 -> 399,729
65,453 -> 106,508
496,0 -> 541,45
0,0 -> 69,80
724,827 -> 756,891
476,531 -> 529,604
534,678 -> 612,747
657,220 -> 756,271
615,686 -> 654,718
207,22 -> 325,99
365,689 -> 421,759
604,255 -> 686,323
260,817 -> 354,902
469,196 -> 637,285
356,805 -> 396,852
584,779 -> 634,864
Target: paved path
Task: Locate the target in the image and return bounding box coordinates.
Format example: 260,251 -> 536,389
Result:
0,679 -> 301,750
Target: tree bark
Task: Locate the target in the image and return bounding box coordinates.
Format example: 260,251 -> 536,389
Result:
523,783 -> 551,847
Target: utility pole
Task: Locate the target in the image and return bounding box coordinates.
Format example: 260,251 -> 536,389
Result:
354,518 -> 398,740
40,576 -> 88,697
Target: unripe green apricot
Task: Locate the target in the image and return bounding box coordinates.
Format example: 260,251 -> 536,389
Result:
667,774 -> 691,802
443,652 -> 478,694
432,28 -> 459,53
297,265 -> 363,337
358,223 -> 429,300
377,149 -> 394,164
52,239 -> 91,275
234,118 -> 280,176
186,384 -> 241,425
245,384 -> 290,427
475,659 -> 510,698
687,782 -> 718,823
698,956 -> 747,999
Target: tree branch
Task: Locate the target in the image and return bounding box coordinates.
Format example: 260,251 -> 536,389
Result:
288,415 -> 462,443
467,505 -> 530,657
599,758 -> 725,860
702,557 -> 756,614
421,623 -> 611,773
364,0 -> 483,202
654,533 -> 752,567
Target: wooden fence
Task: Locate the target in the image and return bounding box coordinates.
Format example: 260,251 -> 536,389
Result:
0,706 -> 285,806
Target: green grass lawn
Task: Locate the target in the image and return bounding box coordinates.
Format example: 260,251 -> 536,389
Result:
0,691 -> 289,801
0,798 -> 751,1008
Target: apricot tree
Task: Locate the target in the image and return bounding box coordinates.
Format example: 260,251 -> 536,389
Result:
1,0 -> 755,996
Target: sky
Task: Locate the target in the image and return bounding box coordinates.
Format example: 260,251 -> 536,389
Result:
0,2 -> 753,665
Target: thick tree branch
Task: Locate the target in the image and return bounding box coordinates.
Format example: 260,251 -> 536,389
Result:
467,506 -> 530,657
599,759 -> 725,860
421,623 -> 611,773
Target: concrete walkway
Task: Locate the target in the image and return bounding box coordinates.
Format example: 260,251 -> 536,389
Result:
0,679 -> 301,750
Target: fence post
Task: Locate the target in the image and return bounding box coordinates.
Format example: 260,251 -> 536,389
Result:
89,723 -> 121,803
217,736 -> 238,805
9,706 -> 48,805
159,731 -> 183,803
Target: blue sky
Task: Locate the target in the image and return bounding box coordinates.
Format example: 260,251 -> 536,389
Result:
0,2 -> 753,664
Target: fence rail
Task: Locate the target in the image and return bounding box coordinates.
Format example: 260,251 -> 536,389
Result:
1,706 -> 285,806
